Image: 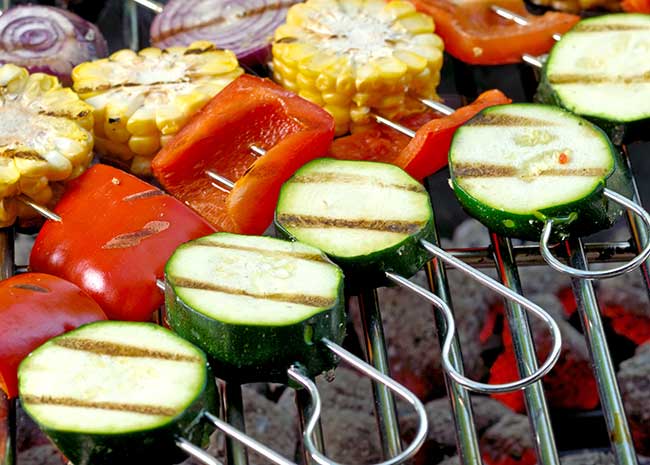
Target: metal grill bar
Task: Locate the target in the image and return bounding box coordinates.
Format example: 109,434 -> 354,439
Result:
565,238 -> 638,465
296,385 -> 327,465
490,234 -> 559,465
221,382 -> 250,465
0,228 -> 15,465
357,289 -> 403,458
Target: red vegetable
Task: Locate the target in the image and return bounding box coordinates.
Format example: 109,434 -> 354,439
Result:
412,0 -> 579,65
0,273 -> 107,398
0,5 -> 108,86
152,74 -> 335,234
151,0 -> 298,67
30,164 -> 215,322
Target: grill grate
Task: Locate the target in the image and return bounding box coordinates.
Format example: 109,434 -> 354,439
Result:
1,1 -> 648,465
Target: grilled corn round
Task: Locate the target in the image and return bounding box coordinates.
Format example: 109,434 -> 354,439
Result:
0,64 -> 94,227
272,0 -> 444,135
72,41 -> 244,176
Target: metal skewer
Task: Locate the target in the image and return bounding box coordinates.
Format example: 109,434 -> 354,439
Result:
16,196 -> 61,223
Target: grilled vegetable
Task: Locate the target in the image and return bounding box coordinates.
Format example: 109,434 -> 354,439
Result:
536,14 -> 650,145
0,273 -> 106,398
72,41 -> 243,175
0,64 -> 94,228
151,0 -> 299,67
272,0 -> 444,135
275,158 -> 434,284
30,164 -> 215,322
165,233 -> 345,382
0,5 -> 107,86
152,75 -> 335,234
412,0 -> 579,65
331,90 -> 511,180
449,104 -> 632,241
622,0 -> 650,12
19,321 -> 215,465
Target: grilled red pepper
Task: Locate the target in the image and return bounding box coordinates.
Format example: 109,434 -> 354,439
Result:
30,164 -> 214,322
0,273 -> 107,398
152,74 -> 335,234
412,0 -> 579,65
330,90 -> 511,180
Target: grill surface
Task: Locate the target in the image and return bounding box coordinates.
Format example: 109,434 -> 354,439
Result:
1,1 -> 649,465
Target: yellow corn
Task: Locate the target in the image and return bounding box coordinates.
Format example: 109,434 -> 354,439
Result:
72,41 -> 244,176
0,64 -> 94,227
272,0 -> 444,135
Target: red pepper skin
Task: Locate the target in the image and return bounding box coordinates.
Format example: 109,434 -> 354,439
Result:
395,89 -> 512,180
152,74 -> 335,235
0,273 -> 107,398
30,164 -> 215,322
413,0 -> 579,65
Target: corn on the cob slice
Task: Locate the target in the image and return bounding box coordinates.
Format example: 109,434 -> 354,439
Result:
0,64 -> 94,228
72,41 -> 244,176
272,0 -> 444,135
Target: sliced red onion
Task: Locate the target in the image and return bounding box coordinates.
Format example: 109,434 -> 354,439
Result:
151,0 -> 298,67
0,5 -> 108,86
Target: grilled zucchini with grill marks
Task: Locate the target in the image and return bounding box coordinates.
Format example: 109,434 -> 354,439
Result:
0,64 -> 94,227
19,321 -> 215,465
536,14 -> 650,144
165,233 -> 345,382
72,41 -> 243,175
449,104 -> 632,241
275,158 -> 434,284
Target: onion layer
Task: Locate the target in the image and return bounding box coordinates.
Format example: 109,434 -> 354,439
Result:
151,0 -> 298,67
0,5 -> 108,86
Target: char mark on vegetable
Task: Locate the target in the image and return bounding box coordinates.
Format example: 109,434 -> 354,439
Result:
21,394 -> 178,416
549,72 -> 650,85
122,189 -> 165,202
0,149 -> 45,161
277,213 -> 426,234
11,284 -> 49,293
54,338 -> 202,362
454,163 -> 608,177
291,172 -> 426,193
469,113 -> 558,127
573,24 -> 649,32
191,240 -> 330,263
169,276 -> 336,308
102,221 -> 171,249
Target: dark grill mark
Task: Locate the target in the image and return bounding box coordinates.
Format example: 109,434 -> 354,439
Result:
573,24 -> 649,32
468,113 -> 556,127
290,172 -> 426,193
170,276 -> 336,308
22,395 -> 179,417
12,284 -> 49,293
191,240 -> 329,263
122,189 -> 165,202
184,44 -> 219,55
154,1 -> 296,42
39,109 -> 88,119
0,149 -> 45,161
454,163 -> 609,178
102,221 -> 170,249
276,213 -> 426,235
549,72 -> 650,85
54,338 -> 202,362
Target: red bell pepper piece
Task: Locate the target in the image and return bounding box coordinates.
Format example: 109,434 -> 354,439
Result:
395,89 -> 511,180
0,273 -> 107,398
151,74 -> 335,235
622,0 -> 650,12
412,0 -> 579,65
330,90 -> 511,180
30,164 -> 215,322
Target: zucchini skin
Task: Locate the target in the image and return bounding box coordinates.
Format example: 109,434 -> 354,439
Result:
25,365 -> 217,465
450,136 -> 633,242
274,213 -> 436,288
165,281 -> 346,383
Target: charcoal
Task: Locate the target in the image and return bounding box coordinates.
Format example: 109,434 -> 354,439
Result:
490,294 -> 598,412
618,343 -> 650,456
481,415 -> 535,465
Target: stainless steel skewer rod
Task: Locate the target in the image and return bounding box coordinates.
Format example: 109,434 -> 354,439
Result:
17,196 -> 61,223
490,5 -> 563,41
288,343 -> 428,465
131,0 -> 163,13
176,437 -> 223,465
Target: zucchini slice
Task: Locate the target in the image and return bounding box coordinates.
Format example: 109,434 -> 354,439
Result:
274,158 -> 434,284
18,321 -> 215,465
537,14 -> 650,143
449,104 -> 632,241
165,233 -> 345,382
